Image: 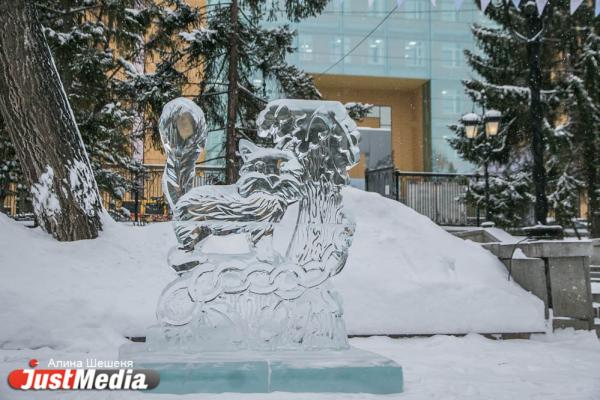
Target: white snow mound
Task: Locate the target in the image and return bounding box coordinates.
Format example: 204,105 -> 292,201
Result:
336,188 -> 544,335
0,188 -> 544,351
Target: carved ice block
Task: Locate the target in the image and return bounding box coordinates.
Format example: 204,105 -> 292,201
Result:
119,98 -> 403,393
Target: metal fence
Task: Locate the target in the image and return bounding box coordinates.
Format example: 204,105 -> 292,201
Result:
365,168 -> 482,226
105,165 -> 224,221
2,165 -> 225,221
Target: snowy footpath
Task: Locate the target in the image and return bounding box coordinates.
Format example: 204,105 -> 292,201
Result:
0,188 -> 598,398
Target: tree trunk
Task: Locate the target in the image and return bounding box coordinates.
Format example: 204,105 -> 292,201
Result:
225,0 -> 240,184
0,0 -> 102,241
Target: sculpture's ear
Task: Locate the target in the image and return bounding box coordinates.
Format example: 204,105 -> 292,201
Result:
239,139 -> 258,162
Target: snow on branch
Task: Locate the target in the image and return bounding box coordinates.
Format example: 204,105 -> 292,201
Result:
179,28 -> 217,44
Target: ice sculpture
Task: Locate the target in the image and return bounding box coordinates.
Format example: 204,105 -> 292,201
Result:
120,98 -> 403,394
150,98 -> 359,351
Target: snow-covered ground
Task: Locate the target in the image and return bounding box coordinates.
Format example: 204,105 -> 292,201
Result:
0,187 -> 596,399
0,187 -> 544,351
1,331 -> 599,399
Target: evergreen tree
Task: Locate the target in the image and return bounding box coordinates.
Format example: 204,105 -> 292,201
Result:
29,1 -> 198,200
448,117 -> 534,227
0,118 -> 23,211
466,170 -> 534,227
0,0 -> 104,240
450,0 -> 600,229
569,30 -> 600,237
1,0 -> 361,213
177,0 -> 328,182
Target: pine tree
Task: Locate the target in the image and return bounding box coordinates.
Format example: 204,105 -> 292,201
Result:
0,0 -> 103,240
177,0 -> 327,183
448,118 -> 534,226
27,1 -> 198,201
0,1 -> 201,219
450,0 -> 599,229
570,30 -> 600,237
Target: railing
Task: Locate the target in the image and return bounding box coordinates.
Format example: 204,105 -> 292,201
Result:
106,165 -> 225,222
365,168 -> 482,226
132,165 -> 224,204
2,165 -> 225,221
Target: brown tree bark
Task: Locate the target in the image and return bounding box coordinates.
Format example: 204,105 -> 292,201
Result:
0,0 -> 102,241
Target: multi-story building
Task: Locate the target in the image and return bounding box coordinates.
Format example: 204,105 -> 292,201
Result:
2,0 -> 484,218
280,0 -> 484,176
118,0 -> 487,218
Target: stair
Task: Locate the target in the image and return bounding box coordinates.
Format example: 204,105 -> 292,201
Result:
592,266 -> 600,336
590,265 -> 600,282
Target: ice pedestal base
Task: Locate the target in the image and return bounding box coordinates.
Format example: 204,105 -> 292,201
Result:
119,344 -> 403,394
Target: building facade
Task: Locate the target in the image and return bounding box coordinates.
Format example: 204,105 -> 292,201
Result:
282,0 -> 484,174
1,0 -> 484,218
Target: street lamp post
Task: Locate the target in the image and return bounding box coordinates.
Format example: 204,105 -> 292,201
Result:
462,110 -> 502,222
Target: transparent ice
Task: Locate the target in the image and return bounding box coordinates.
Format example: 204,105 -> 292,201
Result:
147,98 -> 361,352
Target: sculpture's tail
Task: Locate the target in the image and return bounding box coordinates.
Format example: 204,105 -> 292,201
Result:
158,98 -> 207,211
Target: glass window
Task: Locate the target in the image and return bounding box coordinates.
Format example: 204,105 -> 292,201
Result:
441,43 -> 463,68
437,0 -> 459,21
298,35 -> 314,62
368,107 -> 380,118
366,105 -> 392,129
369,0 -> 388,15
343,37 -> 353,64
380,106 -> 392,128
441,89 -> 460,115
344,0 -> 355,12
205,130 -> 225,167
369,38 -> 385,65
330,37 -> 343,62
405,40 -> 425,67
325,0 -> 342,12
404,0 -> 428,20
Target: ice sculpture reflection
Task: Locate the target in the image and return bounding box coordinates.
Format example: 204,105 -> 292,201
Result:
149,98 -> 360,352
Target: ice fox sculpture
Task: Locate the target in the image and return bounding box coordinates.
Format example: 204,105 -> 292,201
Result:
148,98 -> 360,351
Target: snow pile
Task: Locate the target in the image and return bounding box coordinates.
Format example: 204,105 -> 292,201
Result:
336,188 -> 544,335
0,214 -> 172,351
0,188 -> 544,351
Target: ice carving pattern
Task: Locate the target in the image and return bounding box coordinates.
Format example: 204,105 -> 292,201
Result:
151,98 -> 360,351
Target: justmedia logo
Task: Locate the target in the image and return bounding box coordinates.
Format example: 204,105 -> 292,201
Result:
7,359 -> 160,390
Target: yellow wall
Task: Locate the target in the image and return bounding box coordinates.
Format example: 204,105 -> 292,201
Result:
142,0 -> 206,167
145,74 -> 429,178
314,74 -> 428,178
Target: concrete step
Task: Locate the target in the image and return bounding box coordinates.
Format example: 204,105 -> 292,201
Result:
594,303 -> 600,319
590,272 -> 600,279
593,293 -> 600,303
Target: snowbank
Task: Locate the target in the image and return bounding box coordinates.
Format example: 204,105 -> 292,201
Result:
337,189 -> 544,334
0,188 -> 544,351
0,214 -> 172,350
